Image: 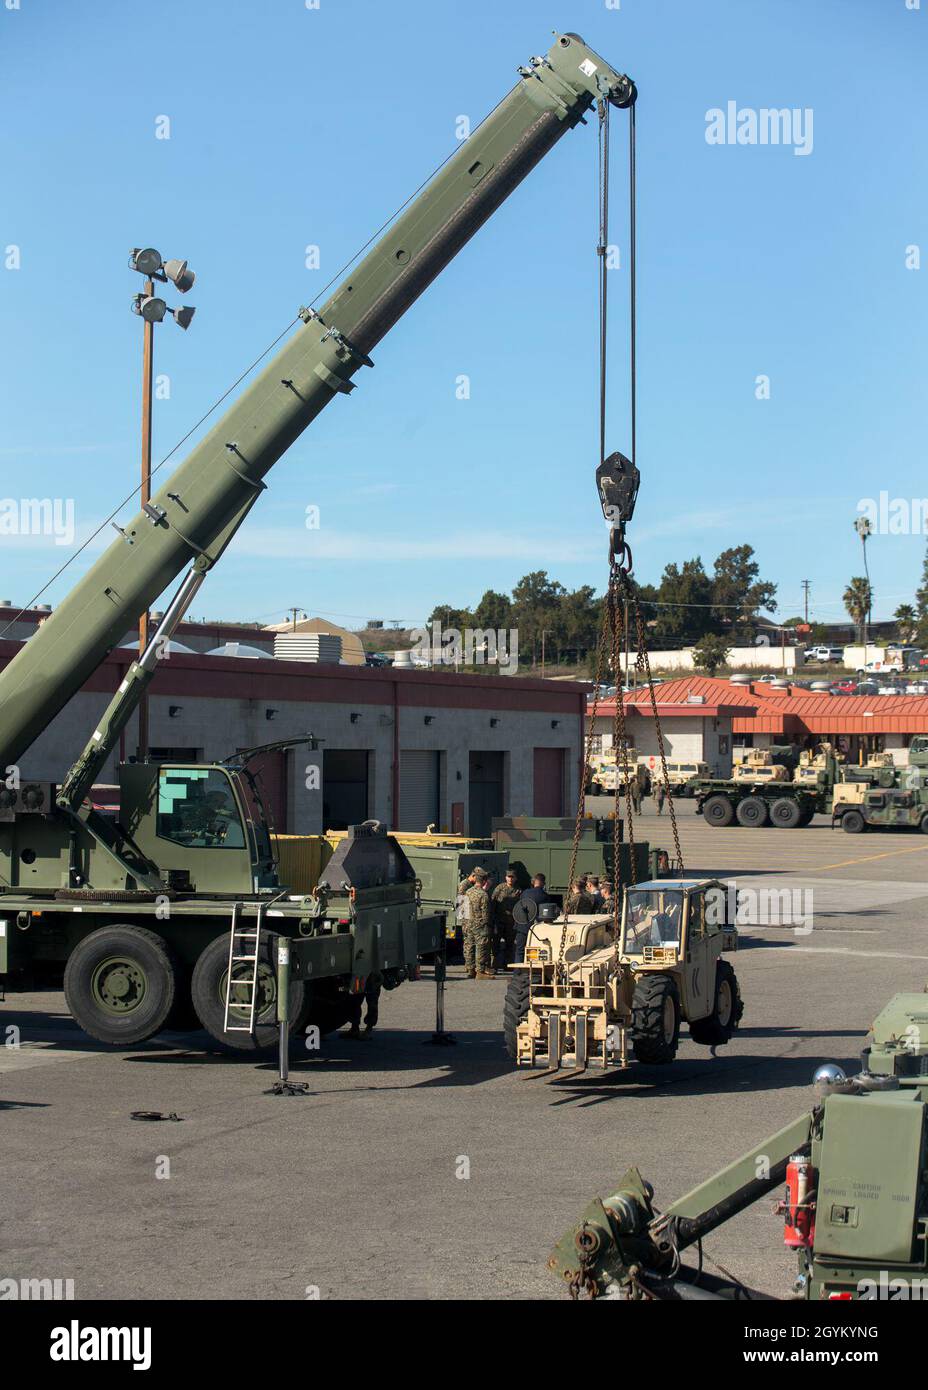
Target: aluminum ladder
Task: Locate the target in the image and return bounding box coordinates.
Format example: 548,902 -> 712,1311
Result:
223,900 -> 266,1034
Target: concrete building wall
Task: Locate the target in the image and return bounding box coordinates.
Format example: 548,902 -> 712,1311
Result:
12,666 -> 580,837
591,712 -> 734,777
615,647 -> 802,674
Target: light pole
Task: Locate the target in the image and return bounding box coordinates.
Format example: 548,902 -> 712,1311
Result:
854,515 -> 872,649
128,248 -> 196,760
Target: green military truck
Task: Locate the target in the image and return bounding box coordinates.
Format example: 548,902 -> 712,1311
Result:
492,816 -> 665,896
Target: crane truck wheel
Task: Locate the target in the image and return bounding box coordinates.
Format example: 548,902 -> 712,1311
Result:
840,810 -> 866,834
190,933 -> 305,1054
689,961 -> 743,1046
769,797 -> 802,829
630,975 -> 680,1064
63,924 -> 179,1046
736,796 -> 768,828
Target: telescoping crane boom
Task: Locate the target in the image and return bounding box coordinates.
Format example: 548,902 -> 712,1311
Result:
0,34 -> 638,1053
0,32 -> 635,790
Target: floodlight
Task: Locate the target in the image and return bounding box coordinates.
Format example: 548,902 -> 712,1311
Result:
130,247 -> 163,277
132,293 -> 168,323
171,304 -> 196,330
163,258 -> 195,293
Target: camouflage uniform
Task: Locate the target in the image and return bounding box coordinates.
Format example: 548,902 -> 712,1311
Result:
462,881 -> 492,976
490,880 -> 521,966
565,890 -> 596,916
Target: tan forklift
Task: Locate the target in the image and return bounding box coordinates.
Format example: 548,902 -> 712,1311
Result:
505,879 -> 744,1072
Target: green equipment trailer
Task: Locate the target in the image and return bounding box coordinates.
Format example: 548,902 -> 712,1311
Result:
492,816 -> 664,896
0,32 -> 638,1050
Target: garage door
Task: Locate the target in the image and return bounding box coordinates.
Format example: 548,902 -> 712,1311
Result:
324,750 -> 369,831
399,749 -> 440,831
533,747 -> 565,817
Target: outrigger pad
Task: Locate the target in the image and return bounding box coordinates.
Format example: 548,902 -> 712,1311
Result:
596,450 -> 640,530
317,821 -> 416,892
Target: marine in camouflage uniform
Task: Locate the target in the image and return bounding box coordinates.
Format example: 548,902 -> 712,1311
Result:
490,870 -> 521,968
565,879 -> 596,915
462,870 -> 493,978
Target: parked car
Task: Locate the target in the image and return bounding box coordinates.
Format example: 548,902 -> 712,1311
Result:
831,679 -> 858,694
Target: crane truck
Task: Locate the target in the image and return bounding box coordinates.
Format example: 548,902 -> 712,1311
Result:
0,33 -> 637,1051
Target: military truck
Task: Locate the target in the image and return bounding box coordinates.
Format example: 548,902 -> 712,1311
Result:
695,757 -> 829,829
0,31 -> 639,1049
832,779 -> 928,834
586,748 -> 647,796
505,878 -> 743,1070
492,816 -> 664,903
548,988 -> 928,1300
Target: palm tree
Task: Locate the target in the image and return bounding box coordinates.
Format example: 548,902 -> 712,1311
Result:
844,577 -> 872,645
895,603 -> 917,643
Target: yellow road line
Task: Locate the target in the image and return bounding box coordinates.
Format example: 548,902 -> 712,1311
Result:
810,843 -> 928,873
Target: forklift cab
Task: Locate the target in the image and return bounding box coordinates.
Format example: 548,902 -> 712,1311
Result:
620,879 -> 737,964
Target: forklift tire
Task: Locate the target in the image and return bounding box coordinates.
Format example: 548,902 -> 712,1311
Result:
702,795 -> 734,828
921,815 -> 928,835
769,797 -> 802,829
736,796 -> 768,828
689,960 -> 743,1047
190,932 -> 305,1054
630,975 -> 680,1065
798,805 -> 816,826
841,810 -> 866,834
63,924 -> 179,1046
503,967 -> 530,1060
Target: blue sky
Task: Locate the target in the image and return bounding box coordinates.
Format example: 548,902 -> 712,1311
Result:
1,0 -> 926,631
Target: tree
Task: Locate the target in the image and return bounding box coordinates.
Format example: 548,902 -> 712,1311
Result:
916,541 -> 928,644
511,571 -> 566,663
894,603 -> 917,643
473,589 -> 513,632
555,585 -> 601,665
711,545 -> 777,640
693,633 -> 731,676
651,558 -> 714,647
843,577 -> 872,645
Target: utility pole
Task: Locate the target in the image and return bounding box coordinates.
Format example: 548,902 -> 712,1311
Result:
854,516 -> 873,649
129,247 -> 196,762
801,579 -> 811,625
288,607 -> 303,632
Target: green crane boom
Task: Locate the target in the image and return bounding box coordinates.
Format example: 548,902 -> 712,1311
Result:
0,32 -> 634,781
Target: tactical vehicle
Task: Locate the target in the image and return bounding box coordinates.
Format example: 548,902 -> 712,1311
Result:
832,780 -> 928,834
505,878 -> 743,1070
0,31 -> 638,1049
548,989 -> 928,1300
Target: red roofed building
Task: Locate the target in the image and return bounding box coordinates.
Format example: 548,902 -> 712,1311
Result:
590,675 -> 928,776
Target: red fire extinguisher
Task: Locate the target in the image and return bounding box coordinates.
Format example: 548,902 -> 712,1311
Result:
778,1155 -> 816,1249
